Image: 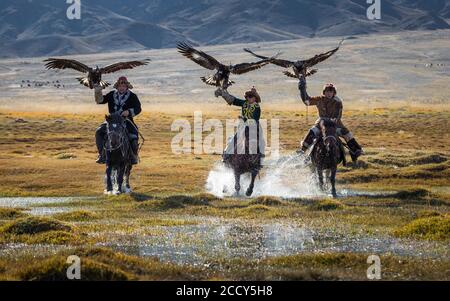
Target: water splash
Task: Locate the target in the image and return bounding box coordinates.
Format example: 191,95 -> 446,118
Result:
205,154 -> 325,198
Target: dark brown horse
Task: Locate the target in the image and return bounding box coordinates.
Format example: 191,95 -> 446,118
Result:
224,122 -> 263,197
310,118 -> 345,198
104,113 -> 133,195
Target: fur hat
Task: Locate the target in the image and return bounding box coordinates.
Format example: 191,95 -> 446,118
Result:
244,87 -> 261,103
113,76 -> 133,89
322,83 -> 337,95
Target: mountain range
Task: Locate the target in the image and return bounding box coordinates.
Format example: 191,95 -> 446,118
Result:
1,0 -> 449,58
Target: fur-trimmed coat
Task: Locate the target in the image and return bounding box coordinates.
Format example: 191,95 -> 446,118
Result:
96,89 -> 142,126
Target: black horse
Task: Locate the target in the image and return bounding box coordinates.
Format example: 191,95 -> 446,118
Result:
310,118 -> 345,198
224,121 -> 263,197
104,113 -> 133,195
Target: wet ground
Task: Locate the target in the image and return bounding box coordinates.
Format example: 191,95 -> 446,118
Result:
102,219 -> 448,266
0,196 -> 448,267
0,197 -> 93,215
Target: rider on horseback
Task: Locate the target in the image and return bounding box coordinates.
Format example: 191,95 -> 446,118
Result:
94,76 -> 141,165
298,76 -> 363,162
215,87 -> 265,163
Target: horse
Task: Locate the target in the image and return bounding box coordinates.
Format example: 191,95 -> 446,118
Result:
224,120 -> 263,197
103,113 -> 133,195
310,118 -> 345,198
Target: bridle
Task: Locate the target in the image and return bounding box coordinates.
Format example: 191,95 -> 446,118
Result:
323,135 -> 338,144
105,120 -> 127,152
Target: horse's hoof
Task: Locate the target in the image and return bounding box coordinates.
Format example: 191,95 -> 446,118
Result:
124,187 -> 132,194
246,189 -> 253,197
113,190 -> 121,196
104,190 -> 113,196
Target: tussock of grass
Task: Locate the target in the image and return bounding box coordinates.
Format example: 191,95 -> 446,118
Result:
255,253 -> 450,280
411,154 -> 447,165
0,216 -> 72,235
340,162 -> 449,184
367,153 -> 447,167
249,196 -> 283,206
11,247 -> 206,281
236,205 -> 286,219
53,210 -> 100,222
393,216 -> 450,241
19,230 -> 86,245
54,152 -> 76,160
135,199 -> 185,211
163,193 -> 217,205
19,256 -> 130,281
416,210 -> 443,218
309,199 -> 344,211
136,193 -> 217,211
139,218 -> 198,227
0,208 -> 28,220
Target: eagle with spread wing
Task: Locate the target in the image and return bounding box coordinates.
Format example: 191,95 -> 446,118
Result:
244,39 -> 344,79
177,42 -> 274,90
43,58 -> 150,89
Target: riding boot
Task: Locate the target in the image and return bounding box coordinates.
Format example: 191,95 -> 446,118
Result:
95,133 -> 106,164
297,130 -> 316,154
222,153 -> 232,163
130,139 -> 139,165
347,138 -> 363,162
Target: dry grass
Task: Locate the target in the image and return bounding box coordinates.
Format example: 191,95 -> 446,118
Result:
0,106 -> 448,197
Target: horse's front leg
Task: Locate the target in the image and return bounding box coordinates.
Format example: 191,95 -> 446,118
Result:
116,164 -> 125,194
317,167 -> 324,192
234,171 -> 241,196
105,165 -> 113,194
330,167 -> 337,198
123,164 -> 132,193
246,169 -> 258,197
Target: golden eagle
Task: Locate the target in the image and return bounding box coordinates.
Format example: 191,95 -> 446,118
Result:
43,58 -> 150,89
177,42 -> 274,90
243,39 -> 344,79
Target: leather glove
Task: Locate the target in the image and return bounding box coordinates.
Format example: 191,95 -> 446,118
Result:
214,88 -> 223,98
298,76 -> 307,90
94,84 -> 103,103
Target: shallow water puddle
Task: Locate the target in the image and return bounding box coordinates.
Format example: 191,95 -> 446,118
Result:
0,197 -> 91,215
103,221 -> 315,265
102,220 -> 448,266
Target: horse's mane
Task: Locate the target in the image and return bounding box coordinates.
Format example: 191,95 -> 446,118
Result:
320,118 -> 337,129
106,112 -> 123,123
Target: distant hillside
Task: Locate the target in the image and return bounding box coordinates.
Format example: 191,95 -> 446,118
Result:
1,0 -> 449,58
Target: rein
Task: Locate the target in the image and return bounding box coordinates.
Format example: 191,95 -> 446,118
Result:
105,122 -> 128,155
124,118 -> 146,152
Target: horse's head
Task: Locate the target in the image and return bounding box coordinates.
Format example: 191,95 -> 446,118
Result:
319,118 -> 338,153
105,113 -> 126,150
